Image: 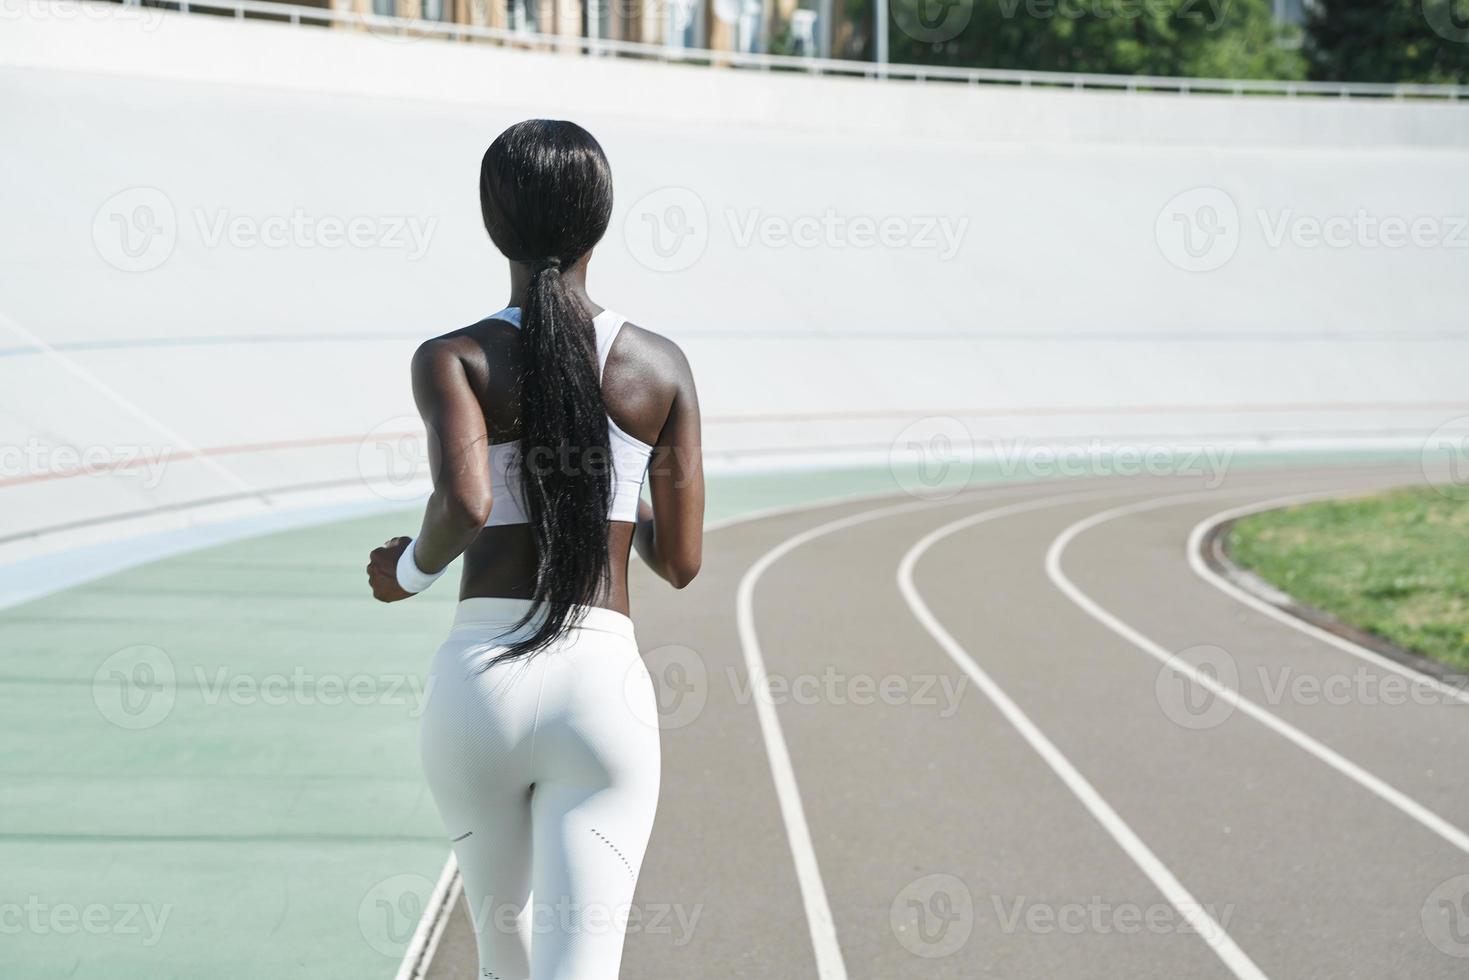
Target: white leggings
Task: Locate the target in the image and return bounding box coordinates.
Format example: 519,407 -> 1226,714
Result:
420,598 -> 661,980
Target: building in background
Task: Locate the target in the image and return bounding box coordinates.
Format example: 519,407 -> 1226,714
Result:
121,0 -> 1315,66
327,0 -> 787,50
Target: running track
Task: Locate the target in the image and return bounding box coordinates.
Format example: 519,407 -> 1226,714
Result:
421,465 -> 1469,979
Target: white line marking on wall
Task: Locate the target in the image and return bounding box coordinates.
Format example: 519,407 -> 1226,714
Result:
0,308 -> 260,497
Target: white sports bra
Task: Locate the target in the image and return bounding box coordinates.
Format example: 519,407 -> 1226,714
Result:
483,306 -> 654,526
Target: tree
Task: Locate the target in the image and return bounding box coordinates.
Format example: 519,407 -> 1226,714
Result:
867,0 -> 1308,79
1305,0 -> 1469,84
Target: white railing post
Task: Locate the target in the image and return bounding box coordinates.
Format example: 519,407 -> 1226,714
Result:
874,0 -> 887,73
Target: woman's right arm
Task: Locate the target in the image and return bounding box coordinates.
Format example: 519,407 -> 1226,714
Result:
634,342 -> 703,588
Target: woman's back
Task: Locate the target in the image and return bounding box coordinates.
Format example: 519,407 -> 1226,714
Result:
422,301 -> 699,612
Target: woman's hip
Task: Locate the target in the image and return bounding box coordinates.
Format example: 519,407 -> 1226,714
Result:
421,599 -> 654,755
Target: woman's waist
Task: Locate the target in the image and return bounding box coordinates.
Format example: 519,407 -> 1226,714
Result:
459,527 -> 635,612
450,596 -> 636,645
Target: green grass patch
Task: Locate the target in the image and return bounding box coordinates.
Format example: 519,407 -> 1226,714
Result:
1227,486 -> 1469,672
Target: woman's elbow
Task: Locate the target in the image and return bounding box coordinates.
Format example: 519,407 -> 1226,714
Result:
439,486 -> 492,529
666,554 -> 701,589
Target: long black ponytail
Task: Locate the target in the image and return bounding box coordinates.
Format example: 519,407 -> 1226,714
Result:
478,120 -> 615,662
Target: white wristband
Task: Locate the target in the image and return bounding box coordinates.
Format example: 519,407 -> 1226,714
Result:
395,538 -> 446,594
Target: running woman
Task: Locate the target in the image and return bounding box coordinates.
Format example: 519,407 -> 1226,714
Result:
366,118 -> 704,980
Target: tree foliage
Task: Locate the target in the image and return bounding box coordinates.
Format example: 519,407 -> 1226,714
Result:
866,0 -> 1308,78
1305,0 -> 1469,84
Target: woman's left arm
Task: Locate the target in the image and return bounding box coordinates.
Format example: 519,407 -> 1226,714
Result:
367,338 -> 493,603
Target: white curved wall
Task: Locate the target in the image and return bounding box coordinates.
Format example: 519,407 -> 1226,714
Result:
2,3 -> 1468,563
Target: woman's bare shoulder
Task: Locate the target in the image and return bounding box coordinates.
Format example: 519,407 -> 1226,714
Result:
603,320 -> 696,443
610,321 -> 694,389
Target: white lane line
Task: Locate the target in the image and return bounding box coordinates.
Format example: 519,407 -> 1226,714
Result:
898,499 -> 1270,980
1186,491 -> 1469,707
394,852 -> 461,980
735,481 -> 1127,979
737,496 -> 962,980
1047,493 -> 1469,857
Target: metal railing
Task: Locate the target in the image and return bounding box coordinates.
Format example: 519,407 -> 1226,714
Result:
115,0 -> 1469,100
